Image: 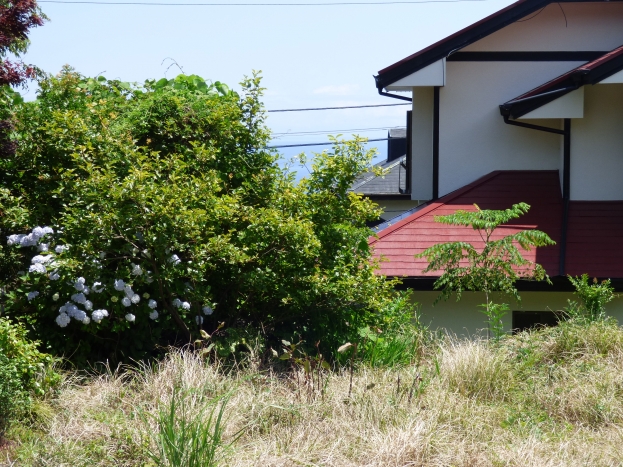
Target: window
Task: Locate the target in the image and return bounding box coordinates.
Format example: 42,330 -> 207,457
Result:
512,310 -> 560,333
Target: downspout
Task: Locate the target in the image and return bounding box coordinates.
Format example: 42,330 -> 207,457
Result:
401,110 -> 413,194
501,115 -> 570,276
433,86 -> 440,199
560,118 -> 571,277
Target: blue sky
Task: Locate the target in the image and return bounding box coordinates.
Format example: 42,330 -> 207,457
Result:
24,0 -> 514,168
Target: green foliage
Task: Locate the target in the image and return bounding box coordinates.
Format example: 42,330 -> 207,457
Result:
343,291 -> 423,367
142,387 -> 237,467
416,203 -> 555,336
0,317 -> 59,438
479,302 -> 509,343
0,68 -> 398,365
564,274 -> 616,323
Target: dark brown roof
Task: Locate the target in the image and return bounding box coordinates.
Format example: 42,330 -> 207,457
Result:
375,0 -> 615,92
349,155 -> 407,196
500,44 -> 623,118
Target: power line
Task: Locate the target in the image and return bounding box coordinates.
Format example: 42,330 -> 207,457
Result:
268,103 -> 410,112
272,126 -> 404,136
268,137 -> 404,149
40,0 -> 486,5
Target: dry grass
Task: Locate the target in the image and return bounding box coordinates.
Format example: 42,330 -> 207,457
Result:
6,321 -> 623,467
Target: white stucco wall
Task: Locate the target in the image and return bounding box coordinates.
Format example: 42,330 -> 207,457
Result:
375,199 -> 421,221
463,3 -> 623,52
411,87 -> 434,200
414,291 -> 623,337
438,61 -> 578,197
570,84 -> 623,200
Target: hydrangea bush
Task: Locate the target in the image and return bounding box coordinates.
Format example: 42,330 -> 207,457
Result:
0,69 -> 399,365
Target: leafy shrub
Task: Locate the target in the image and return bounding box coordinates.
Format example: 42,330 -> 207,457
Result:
0,69 -> 399,365
0,317 -> 59,438
565,274 -> 616,322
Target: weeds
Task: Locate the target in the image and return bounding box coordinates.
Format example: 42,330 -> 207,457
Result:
7,322 -> 623,466
141,387 -> 235,467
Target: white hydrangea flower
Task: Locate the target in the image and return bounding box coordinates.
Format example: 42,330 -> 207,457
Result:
49,271 -> 60,281
31,226 -> 45,240
202,306 -> 213,316
172,298 -> 182,308
55,245 -> 68,254
31,255 -> 53,264
27,291 -> 39,301
149,310 -> 159,320
124,285 -> 134,298
20,234 -> 37,247
195,315 -> 203,325
37,243 -> 49,252
42,226 -> 54,235
83,286 -> 90,295
131,294 -> 140,304
91,309 -> 109,323
82,316 -> 91,325
7,234 -> 26,246
66,305 -> 86,322
99,252 -> 106,259
131,264 -> 142,276
145,275 -> 154,284
52,293 -> 60,301
148,299 -> 157,309
114,279 -> 125,291
92,282 -> 105,293
84,300 -> 93,311
56,312 -> 70,328
169,254 -> 181,265
71,293 -> 87,305
125,313 -> 135,322
121,297 -> 132,307
181,301 -> 191,310
29,263 -> 47,274
73,279 -> 85,292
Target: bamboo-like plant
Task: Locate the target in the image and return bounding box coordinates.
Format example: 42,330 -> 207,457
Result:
416,203 -> 555,340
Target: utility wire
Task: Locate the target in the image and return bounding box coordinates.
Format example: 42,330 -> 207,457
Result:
268,137 -> 404,149
273,126 -> 405,136
268,103 -> 410,112
40,0 -> 487,5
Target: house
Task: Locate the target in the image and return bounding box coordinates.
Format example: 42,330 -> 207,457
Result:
349,128 -> 421,224
368,0 -> 623,334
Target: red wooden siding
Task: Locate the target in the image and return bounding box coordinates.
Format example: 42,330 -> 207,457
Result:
566,201 -> 623,277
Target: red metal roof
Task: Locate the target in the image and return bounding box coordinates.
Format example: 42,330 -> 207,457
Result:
369,170 -> 623,281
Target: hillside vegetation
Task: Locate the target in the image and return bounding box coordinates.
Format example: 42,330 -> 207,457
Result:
5,318 -> 623,466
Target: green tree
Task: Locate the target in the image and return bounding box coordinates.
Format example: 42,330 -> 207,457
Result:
0,69 -> 400,364
416,203 -> 555,339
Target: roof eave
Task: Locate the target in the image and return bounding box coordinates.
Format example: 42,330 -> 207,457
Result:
375,0 -> 550,90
